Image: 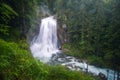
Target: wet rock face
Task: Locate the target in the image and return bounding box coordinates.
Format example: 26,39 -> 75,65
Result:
50,52 -> 67,64
49,52 -> 86,71
98,72 -> 107,80
57,24 -> 67,49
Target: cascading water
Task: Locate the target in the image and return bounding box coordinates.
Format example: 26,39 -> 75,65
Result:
30,16 -> 118,80
30,16 -> 59,62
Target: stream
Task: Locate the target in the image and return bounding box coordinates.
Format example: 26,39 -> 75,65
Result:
49,52 -> 118,80
30,16 -> 119,80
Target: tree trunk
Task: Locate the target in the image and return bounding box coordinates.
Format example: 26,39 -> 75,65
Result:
117,71 -> 120,80
113,71 -> 116,80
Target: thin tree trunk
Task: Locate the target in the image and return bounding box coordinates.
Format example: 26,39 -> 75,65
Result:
113,71 -> 116,80
117,71 -> 119,80
107,69 -> 109,80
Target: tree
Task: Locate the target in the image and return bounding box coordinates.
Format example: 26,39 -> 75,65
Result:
0,2 -> 18,35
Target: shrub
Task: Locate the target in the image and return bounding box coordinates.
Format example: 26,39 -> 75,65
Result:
0,39 -> 99,80
46,65 -> 98,80
0,39 -> 47,80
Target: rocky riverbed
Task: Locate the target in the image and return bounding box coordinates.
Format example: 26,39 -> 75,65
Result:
49,52 -> 118,80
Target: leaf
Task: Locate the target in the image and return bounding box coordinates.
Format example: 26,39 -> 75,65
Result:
0,24 -> 10,35
0,3 -> 18,16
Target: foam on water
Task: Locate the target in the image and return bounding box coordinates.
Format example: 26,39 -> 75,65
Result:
30,16 -> 59,62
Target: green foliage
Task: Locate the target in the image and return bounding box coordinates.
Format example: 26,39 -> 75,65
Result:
0,0 -> 120,79
0,3 -> 18,22
0,39 -> 47,80
0,0 -> 39,40
45,65 -> 98,80
87,56 -> 105,67
0,3 -> 18,35
54,0 -> 120,72
0,39 -> 98,80
0,24 -> 9,35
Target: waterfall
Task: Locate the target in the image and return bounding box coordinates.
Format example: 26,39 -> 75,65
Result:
30,16 -> 59,62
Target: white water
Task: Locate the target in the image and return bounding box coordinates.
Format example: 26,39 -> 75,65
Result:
52,53 -> 118,80
30,16 -> 119,80
30,16 -> 59,62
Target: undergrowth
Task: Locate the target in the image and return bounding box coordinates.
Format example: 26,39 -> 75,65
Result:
0,39 -> 99,80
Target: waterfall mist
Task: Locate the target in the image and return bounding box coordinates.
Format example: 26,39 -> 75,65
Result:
30,16 -> 60,62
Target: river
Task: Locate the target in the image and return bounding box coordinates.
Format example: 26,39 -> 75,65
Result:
50,52 -> 118,80
30,16 -> 119,80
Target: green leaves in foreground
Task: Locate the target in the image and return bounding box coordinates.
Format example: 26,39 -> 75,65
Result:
46,65 -> 98,80
0,39 -> 47,80
0,39 -> 99,80
0,3 -> 18,35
